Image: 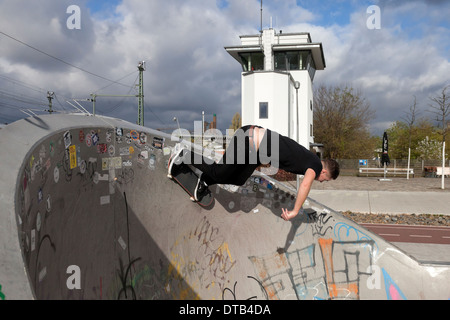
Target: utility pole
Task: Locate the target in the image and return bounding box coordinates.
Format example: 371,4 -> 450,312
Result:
84,61 -> 146,122
47,91 -> 54,114
137,61 -> 145,126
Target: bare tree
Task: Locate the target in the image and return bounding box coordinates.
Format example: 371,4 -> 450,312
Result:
402,96 -> 419,179
429,85 -> 450,142
403,96 -> 419,147
428,85 -> 450,189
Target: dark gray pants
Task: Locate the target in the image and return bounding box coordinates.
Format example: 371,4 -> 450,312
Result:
189,125 -> 273,186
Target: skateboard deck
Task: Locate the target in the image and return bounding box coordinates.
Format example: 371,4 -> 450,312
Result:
168,157 -> 213,207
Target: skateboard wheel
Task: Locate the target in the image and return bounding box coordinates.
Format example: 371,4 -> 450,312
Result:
190,196 -> 196,202
167,174 -> 173,179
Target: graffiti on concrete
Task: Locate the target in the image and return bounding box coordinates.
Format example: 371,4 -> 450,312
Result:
246,205 -> 380,300
169,215 -> 236,298
0,284 -> 5,300
222,276 -> 269,300
382,268 -> 406,300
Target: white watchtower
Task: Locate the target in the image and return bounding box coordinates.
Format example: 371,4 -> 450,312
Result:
225,29 -> 325,149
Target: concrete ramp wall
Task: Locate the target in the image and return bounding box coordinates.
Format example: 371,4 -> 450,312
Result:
1,114 -> 450,300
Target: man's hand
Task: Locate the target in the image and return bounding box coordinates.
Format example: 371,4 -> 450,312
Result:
281,168 -> 316,222
281,208 -> 298,221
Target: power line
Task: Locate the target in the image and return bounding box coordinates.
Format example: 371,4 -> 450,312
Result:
92,70 -> 138,94
0,30 -> 131,88
0,74 -> 47,95
101,74 -> 140,115
0,90 -> 46,106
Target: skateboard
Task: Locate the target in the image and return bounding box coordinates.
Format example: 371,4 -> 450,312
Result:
167,154 -> 214,207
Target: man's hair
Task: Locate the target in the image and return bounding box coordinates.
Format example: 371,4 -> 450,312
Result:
323,159 -> 340,180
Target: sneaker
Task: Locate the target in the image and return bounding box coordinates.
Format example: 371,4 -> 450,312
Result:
167,146 -> 185,178
194,176 -> 209,201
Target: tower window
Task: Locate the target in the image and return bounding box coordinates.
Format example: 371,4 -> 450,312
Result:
259,102 -> 268,119
239,52 -> 264,71
274,50 -> 316,81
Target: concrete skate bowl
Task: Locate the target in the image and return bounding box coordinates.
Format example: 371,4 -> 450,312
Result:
1,114 -> 450,300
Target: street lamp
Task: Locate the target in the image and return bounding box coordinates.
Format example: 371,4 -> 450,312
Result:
294,81 -> 300,142
173,117 -> 181,137
294,81 -> 301,191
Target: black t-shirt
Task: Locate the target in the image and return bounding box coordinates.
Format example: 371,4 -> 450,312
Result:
263,129 -> 322,178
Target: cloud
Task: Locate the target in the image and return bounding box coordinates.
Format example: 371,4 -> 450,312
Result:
290,3 -> 450,133
0,0 -> 96,72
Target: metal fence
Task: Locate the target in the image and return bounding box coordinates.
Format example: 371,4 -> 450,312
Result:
336,159 -> 450,176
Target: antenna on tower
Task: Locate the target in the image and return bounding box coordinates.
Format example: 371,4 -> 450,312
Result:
47,91 -> 54,114
260,0 -> 263,33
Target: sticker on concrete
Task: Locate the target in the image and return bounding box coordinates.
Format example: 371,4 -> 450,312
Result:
69,145 -> 77,169
39,145 -> 46,160
149,154 -> 156,170
97,143 -> 107,154
130,130 -> 139,141
123,160 -> 132,167
49,141 -> 55,157
98,173 -> 109,181
79,130 -> 85,143
240,188 -> 249,195
36,212 -> 41,232
38,267 -> 47,283
100,195 -> 110,205
29,155 -> 35,170
118,236 -> 127,250
152,137 -> 164,149
91,131 -> 99,146
102,157 -> 122,170
140,150 -> 148,159
108,145 -> 115,156
46,195 -> 51,213
93,172 -> 99,184
85,133 -> 92,147
79,160 -> 86,174
63,131 -> 72,149
139,132 -> 147,144
38,188 -> 43,203
53,167 -> 59,183
44,158 -> 51,173
31,229 -> 36,252
119,147 -> 130,156
106,129 -> 113,143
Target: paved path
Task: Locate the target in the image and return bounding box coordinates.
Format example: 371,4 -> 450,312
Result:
361,224 -> 450,244
309,190 -> 450,215
288,176 -> 450,215
311,175 -> 450,193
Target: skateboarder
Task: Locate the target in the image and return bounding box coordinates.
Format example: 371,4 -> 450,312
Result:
168,125 -> 339,221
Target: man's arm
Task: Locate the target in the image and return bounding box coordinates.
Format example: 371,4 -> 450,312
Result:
281,168 -> 316,221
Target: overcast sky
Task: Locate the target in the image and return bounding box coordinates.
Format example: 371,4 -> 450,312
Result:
0,0 -> 449,135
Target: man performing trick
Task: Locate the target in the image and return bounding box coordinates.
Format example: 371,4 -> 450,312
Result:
168,125 -> 339,221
